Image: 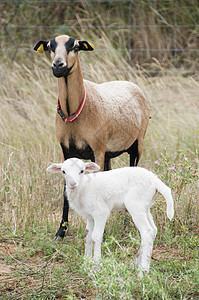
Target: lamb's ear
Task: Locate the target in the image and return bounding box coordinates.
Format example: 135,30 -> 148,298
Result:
46,163 -> 63,173
78,40 -> 94,51
34,40 -> 49,54
85,162 -> 100,172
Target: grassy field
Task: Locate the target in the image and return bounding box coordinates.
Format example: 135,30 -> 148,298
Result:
0,49 -> 198,299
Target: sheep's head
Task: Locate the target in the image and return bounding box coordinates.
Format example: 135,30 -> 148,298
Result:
47,158 -> 100,190
34,35 -> 94,78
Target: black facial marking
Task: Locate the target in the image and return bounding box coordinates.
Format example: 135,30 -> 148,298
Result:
50,39 -> 57,52
65,37 -> 76,53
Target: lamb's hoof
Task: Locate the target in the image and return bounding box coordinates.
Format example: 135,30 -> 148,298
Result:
54,224 -> 68,241
132,262 -> 146,278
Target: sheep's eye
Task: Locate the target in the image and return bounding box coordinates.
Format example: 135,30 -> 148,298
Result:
73,46 -> 79,53
80,170 -> 84,174
62,170 -> 66,174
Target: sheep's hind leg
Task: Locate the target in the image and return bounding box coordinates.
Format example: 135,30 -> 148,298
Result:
128,139 -> 139,167
129,138 -> 145,167
104,158 -> 111,171
125,202 -> 156,276
54,183 -> 69,241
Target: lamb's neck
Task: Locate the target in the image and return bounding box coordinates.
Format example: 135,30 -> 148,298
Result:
65,179 -> 86,203
58,58 -> 84,117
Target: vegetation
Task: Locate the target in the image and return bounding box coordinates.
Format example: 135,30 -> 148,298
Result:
0,1 -> 199,299
0,0 -> 199,69
0,52 -> 198,298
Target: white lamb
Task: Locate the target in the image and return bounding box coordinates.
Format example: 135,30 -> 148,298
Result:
47,157 -> 174,276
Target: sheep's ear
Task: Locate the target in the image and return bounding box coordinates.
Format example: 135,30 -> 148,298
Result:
85,162 -> 100,172
78,41 -> 94,51
34,40 -> 49,54
46,163 -> 63,173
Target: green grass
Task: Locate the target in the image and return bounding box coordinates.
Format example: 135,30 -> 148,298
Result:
0,216 -> 198,299
0,51 -> 199,299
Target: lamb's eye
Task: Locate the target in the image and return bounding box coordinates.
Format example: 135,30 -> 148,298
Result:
62,170 -> 66,174
80,170 -> 84,174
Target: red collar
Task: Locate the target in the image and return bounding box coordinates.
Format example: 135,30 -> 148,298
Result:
57,86 -> 86,123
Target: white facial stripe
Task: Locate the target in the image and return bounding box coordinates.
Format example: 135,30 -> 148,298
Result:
54,45 -> 67,64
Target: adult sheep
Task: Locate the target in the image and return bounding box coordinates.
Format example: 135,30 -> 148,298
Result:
34,35 -> 150,240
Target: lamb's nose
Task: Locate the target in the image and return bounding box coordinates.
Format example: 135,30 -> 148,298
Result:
69,181 -> 77,189
52,59 -> 64,69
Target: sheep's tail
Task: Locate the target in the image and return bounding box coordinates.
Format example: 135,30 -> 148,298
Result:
154,176 -> 174,220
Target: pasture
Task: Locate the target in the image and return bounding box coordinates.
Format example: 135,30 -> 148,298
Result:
0,49 -> 198,299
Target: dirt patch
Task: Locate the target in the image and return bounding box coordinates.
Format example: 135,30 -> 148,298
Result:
0,263 -> 12,274
152,245 -> 183,261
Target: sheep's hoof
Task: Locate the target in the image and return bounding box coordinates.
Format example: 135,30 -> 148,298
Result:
54,223 -> 68,241
132,263 -> 148,279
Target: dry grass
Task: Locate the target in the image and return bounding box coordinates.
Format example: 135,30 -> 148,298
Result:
0,50 -> 198,233
0,49 -> 198,298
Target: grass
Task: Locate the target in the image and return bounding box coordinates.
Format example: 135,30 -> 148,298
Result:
1,1 -> 199,70
0,48 -> 199,299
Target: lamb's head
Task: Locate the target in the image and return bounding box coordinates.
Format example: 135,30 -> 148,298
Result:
47,158 -> 100,190
34,35 -> 94,78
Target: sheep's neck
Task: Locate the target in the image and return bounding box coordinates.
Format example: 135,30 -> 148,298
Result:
58,57 -> 84,117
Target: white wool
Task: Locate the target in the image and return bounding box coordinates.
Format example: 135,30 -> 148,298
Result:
47,158 -> 174,277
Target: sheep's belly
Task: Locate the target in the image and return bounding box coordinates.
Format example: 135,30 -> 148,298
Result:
105,150 -> 126,160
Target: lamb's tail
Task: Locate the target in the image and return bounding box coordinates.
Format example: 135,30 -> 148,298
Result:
154,176 -> 174,220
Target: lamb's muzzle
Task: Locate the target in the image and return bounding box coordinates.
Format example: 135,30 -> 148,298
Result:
47,158 -> 174,277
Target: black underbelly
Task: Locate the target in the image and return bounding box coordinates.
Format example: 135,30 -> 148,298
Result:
105,150 -> 126,160
61,139 -> 128,162
61,140 -> 95,161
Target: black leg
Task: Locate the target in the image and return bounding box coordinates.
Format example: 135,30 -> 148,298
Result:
129,139 -> 139,167
54,183 -> 69,240
125,141 -> 139,230
104,159 -> 111,171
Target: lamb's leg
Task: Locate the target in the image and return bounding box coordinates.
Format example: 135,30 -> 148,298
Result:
147,211 -> 157,237
133,213 -> 156,276
92,215 -> 109,262
54,183 -> 69,240
126,204 -> 156,276
84,218 -> 94,258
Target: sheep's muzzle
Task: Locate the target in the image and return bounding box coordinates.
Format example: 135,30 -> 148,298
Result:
52,65 -> 73,78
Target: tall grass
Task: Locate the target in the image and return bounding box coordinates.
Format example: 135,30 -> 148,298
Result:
1,51 -> 198,231
1,1 -> 199,69
0,46 -> 198,298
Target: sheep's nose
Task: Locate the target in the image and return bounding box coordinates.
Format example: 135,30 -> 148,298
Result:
52,59 -> 64,69
69,181 -> 77,189
66,176 -> 77,189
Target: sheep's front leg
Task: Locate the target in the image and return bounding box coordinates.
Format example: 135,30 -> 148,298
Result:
54,183 -> 69,240
92,215 -> 108,262
93,147 -> 106,171
84,218 -> 94,258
